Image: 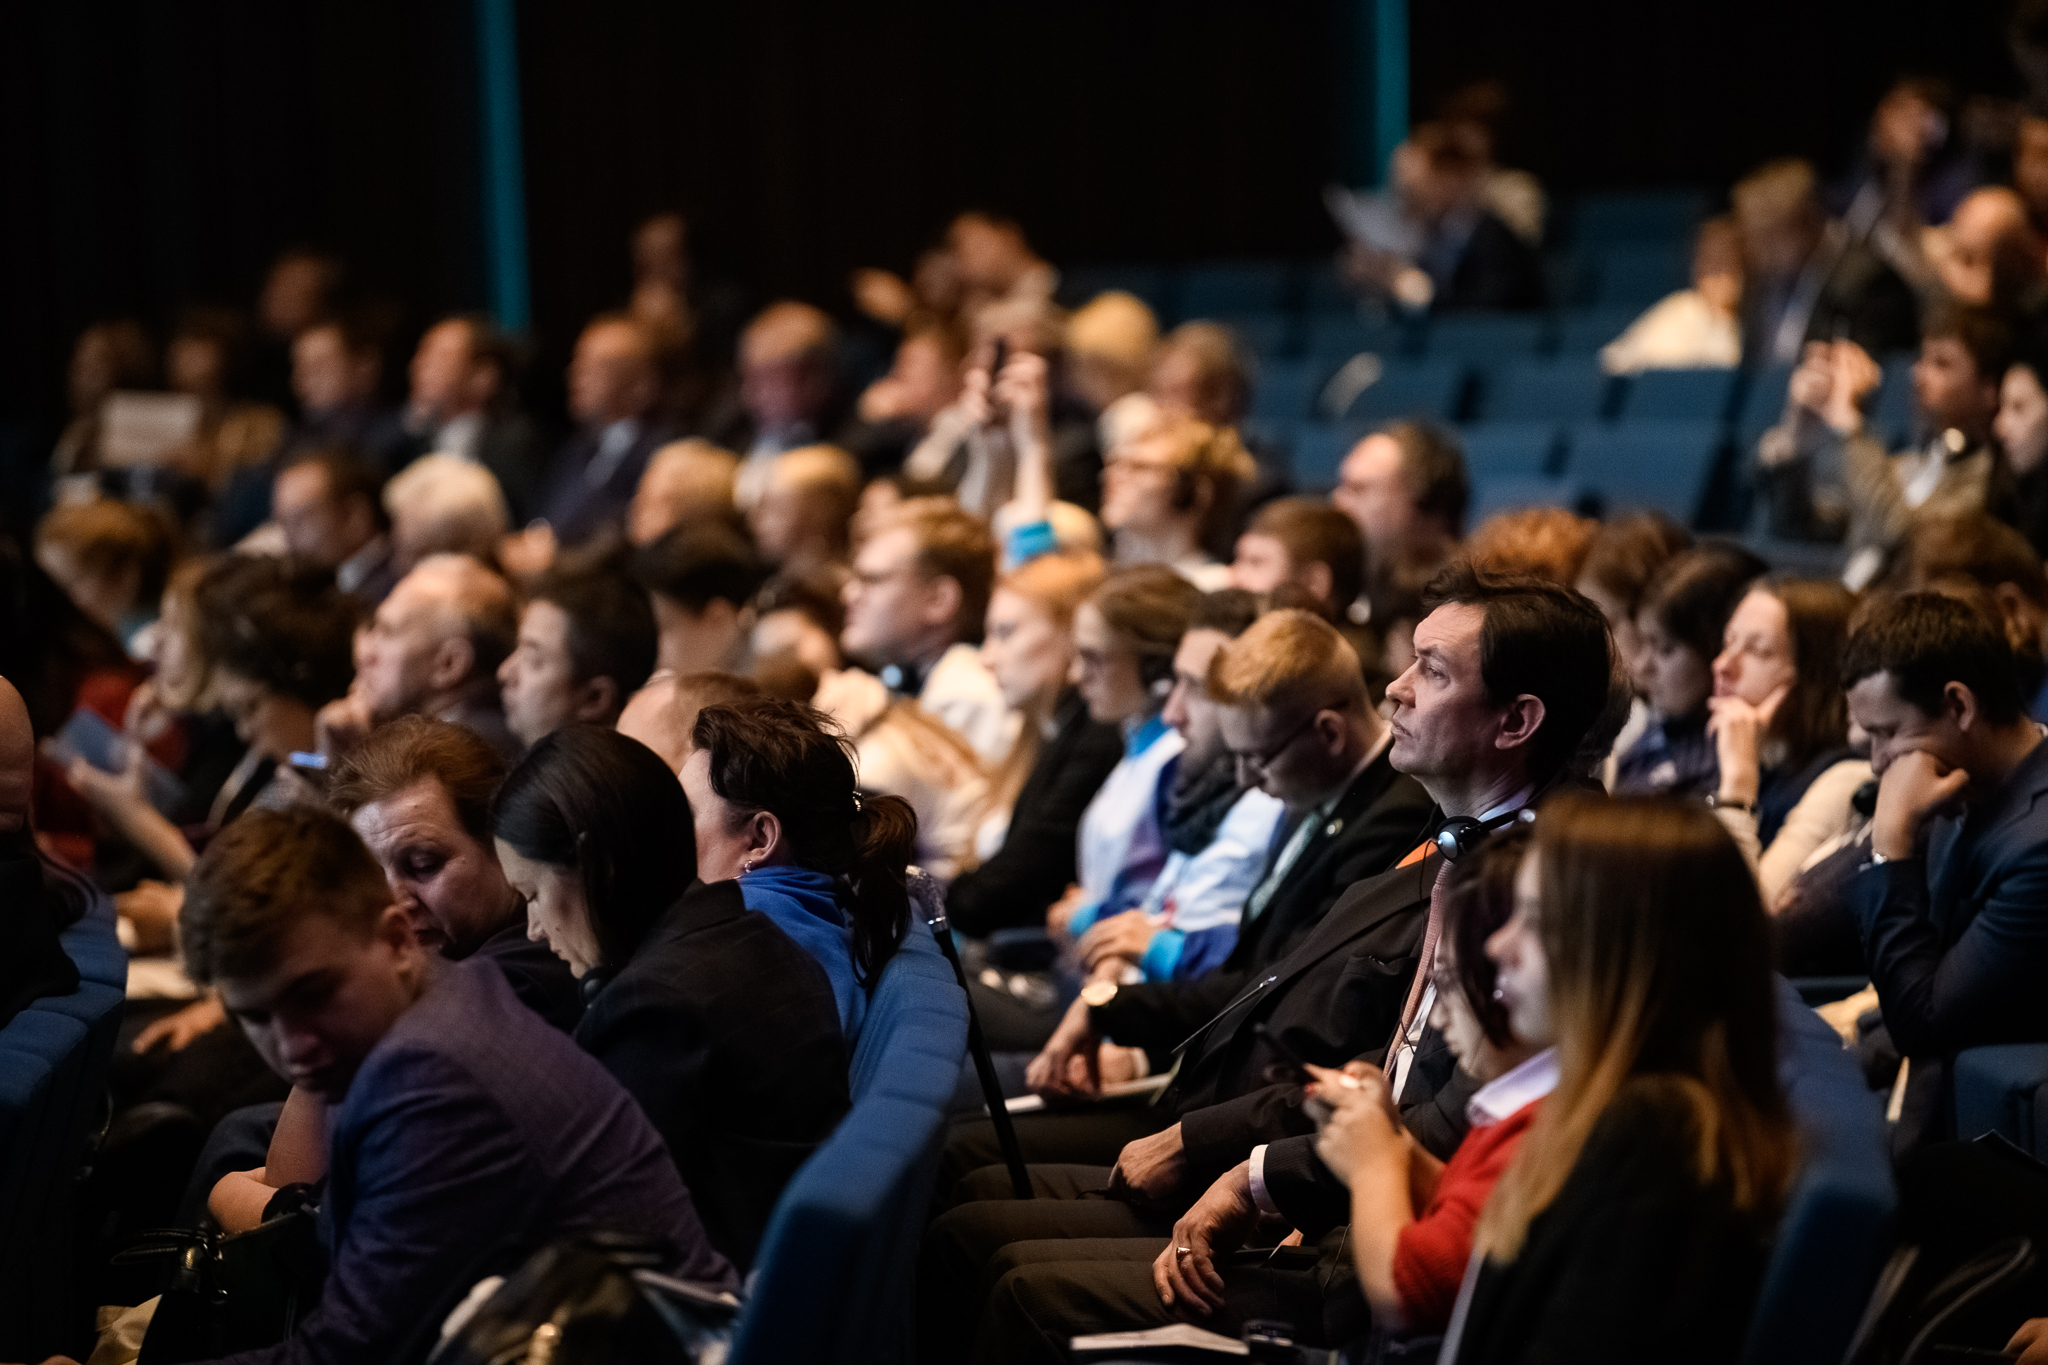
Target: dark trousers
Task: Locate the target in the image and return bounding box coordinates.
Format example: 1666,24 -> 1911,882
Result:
936,1099 -> 1169,1209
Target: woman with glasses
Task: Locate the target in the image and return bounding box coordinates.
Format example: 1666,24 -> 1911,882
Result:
1047,564 -> 1205,943
1097,413 -> 1258,590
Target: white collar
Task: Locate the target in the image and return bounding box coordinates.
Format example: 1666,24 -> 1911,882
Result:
1475,784 -> 1535,826
1466,1046 -> 1558,1128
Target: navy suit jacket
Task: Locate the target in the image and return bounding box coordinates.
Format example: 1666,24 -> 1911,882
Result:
1852,737 -> 2048,1150
214,959 -> 733,1365
535,419 -> 675,544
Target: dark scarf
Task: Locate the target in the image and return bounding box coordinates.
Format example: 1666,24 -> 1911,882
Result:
1164,750 -> 1244,856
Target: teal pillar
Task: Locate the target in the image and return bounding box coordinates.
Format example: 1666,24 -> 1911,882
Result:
1371,0 -> 1408,187
476,0 -> 531,331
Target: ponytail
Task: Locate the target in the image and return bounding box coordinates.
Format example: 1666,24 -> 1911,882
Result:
847,793 -> 916,985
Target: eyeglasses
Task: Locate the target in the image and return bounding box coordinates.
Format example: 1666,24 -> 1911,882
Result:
1230,699 -> 1347,777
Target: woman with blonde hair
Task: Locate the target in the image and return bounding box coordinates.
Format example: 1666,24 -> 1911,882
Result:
947,551 -> 1120,939
1449,794 -> 1797,1361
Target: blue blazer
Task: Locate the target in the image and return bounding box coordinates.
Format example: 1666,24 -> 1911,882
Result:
215,958 -> 734,1365
1853,737 -> 2048,1150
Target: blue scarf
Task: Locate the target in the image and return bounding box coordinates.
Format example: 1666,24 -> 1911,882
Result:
736,864 -> 864,1043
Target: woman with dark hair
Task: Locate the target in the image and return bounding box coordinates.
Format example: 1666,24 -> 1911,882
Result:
1707,576 -> 1870,904
493,724 -> 849,1269
1612,545 -> 1766,798
1449,795 -> 1797,1361
681,694 -> 919,1042
1285,828 -> 1556,1343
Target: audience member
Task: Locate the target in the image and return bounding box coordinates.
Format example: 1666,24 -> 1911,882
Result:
1306,828 -> 1545,1345
948,210 -> 1058,314
749,443 -> 862,578
836,496 -> 1010,762
1148,323 -> 1252,431
534,314 -> 671,545
34,498 -> 174,656
752,568 -> 847,681
1046,566 -> 1203,937
662,670 -> 765,764
683,695 -> 917,1036
1574,512 -> 1692,783
614,671 -> 689,771
1894,512 -> 2048,719
174,805 -> 735,1362
2000,344 -> 2048,555
1613,545 -> 1767,798
846,316 -> 968,474
1733,157 -> 1921,368
288,314 -> 410,472
1066,291 -> 1159,422
493,725 -> 847,1268
50,318 -> 156,480
1447,795 -> 1795,1361
1759,302 -> 2012,587
162,306 -> 287,494
1230,497 -> 1367,621
271,448 -> 397,604
382,453 -> 510,573
1098,413 -> 1255,589
333,717 -> 581,1029
1601,216 -> 1745,373
497,567 -> 658,747
632,520 -> 769,678
316,552 -> 521,764
925,570 -> 1612,1359
2017,104 -> 2048,235
1334,422 -> 1470,651
1842,592 -> 2048,1151
0,677 -> 85,1027
1934,186 -> 2048,316
1464,505 -> 1596,586
724,301 -> 843,506
626,439 -> 740,547
1066,590 -> 1282,986
947,552 -> 1119,938
402,315 -> 545,522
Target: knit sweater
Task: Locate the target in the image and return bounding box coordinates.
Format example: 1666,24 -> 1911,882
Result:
1392,1097 -> 1541,1330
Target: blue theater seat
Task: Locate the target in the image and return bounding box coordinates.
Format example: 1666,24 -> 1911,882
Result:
1952,1043 -> 2048,1160
1474,356 -> 1615,423
1564,420 -> 1725,524
1336,359 -> 1469,425
1615,366 -> 1741,422
1591,242 -> 1691,306
1554,306 -> 1646,355
1212,311 -> 1295,359
1566,189 -> 1710,246
1175,260 -> 1293,318
1419,313 -> 1550,363
1741,981 -> 1896,1365
1287,422 -> 1372,491
1302,313 -> 1410,362
730,916 -> 968,1365
1457,421 -> 1564,480
1248,358 -> 1325,421
1467,475 -> 1578,525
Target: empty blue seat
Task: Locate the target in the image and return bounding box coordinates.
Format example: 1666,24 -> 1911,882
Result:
1419,313 -> 1550,363
1616,366 -> 1740,421
731,917 -> 967,1364
1564,419 -> 1725,523
1567,189 -> 1710,246
1952,1043 -> 2048,1159
1247,358 -> 1324,421
1288,422 -> 1372,491
1554,306 -> 1647,355
1337,359 -> 1469,424
1457,421 -> 1564,479
1592,242 -> 1691,306
1474,356 -> 1614,423
1301,261 -> 1355,315
1060,264 -> 1172,316
1468,475 -> 1577,525
1302,313 -> 1410,360
1742,981 -> 1896,1364
61,918 -> 127,990
1734,363 -> 1794,444
1211,312 -> 1294,359
0,1046 -> 55,1242
1175,260 -> 1293,318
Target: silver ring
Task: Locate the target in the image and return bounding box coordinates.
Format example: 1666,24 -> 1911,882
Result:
1175,1246 -> 1192,1257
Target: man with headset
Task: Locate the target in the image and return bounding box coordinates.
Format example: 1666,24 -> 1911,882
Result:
921,565 -> 1621,1362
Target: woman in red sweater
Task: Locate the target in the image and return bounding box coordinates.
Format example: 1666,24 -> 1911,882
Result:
1311,826 -> 1553,1336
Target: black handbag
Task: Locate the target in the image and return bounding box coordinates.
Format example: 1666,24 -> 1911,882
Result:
428,1233 -> 738,1365
117,1189 -> 328,1365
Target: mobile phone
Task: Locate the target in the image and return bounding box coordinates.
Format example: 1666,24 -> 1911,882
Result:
989,335 -> 1009,382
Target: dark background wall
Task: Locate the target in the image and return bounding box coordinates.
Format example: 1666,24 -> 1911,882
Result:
0,0 -> 2028,496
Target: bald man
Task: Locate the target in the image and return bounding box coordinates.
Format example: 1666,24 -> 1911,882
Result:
317,554 -> 524,764
535,314 -> 677,544
0,677 -> 85,1026
1939,186 -> 2048,313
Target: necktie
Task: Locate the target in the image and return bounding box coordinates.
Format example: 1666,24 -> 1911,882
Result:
1386,859 -> 1449,1080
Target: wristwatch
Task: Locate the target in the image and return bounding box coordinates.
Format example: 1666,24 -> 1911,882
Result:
1080,980 -> 1119,1008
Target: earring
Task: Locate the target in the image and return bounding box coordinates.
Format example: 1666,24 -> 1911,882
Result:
741,857 -> 757,876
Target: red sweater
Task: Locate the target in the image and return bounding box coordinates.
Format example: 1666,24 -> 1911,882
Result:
1391,1098 -> 1542,1330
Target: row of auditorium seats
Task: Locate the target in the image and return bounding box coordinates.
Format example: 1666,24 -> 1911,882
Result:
0,892 -> 128,1359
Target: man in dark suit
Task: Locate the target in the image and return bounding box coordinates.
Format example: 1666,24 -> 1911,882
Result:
402,316 -> 548,524
1735,157 -> 1921,369
534,314 -> 675,546
922,569 -> 1618,1362
271,448 -> 398,608
1845,591 -> 2048,1153
171,805 -> 734,1365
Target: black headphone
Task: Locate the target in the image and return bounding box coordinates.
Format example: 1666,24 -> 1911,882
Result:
1434,807 -> 1533,863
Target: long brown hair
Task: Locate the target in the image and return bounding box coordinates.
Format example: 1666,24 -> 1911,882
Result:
980,552 -> 1105,822
1758,577 -> 1855,771
1477,794 -> 1796,1261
